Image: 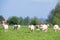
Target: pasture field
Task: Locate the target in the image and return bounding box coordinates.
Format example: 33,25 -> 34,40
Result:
0,26 -> 60,40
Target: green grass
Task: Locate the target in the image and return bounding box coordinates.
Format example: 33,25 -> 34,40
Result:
0,26 -> 60,40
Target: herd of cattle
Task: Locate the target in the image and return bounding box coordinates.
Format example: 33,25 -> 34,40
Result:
29,24 -> 60,32
1,23 -> 60,32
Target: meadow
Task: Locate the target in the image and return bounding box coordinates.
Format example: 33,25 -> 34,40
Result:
0,26 -> 60,40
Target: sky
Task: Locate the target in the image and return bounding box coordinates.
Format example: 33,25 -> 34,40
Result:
0,0 -> 59,20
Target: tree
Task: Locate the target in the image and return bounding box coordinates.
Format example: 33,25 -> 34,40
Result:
23,16 -> 30,25
7,16 -> 19,25
0,15 -> 5,21
0,15 -> 5,24
30,16 -> 40,25
19,17 -> 24,25
47,1 -> 60,25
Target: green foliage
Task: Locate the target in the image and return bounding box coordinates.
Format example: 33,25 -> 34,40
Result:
0,15 -> 5,21
18,16 -> 30,25
47,1 -> 60,25
30,17 -> 40,25
19,17 -> 24,25
0,15 -> 5,24
7,16 -> 19,25
23,16 -> 30,25
7,16 -> 41,25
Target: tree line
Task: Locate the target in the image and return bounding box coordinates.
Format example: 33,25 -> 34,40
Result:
0,16 -> 41,25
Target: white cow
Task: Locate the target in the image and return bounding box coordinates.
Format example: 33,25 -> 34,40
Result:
13,25 -> 20,30
40,24 -> 49,32
13,25 -> 18,30
17,25 -> 21,30
53,25 -> 60,32
3,24 -> 8,32
28,25 -> 35,32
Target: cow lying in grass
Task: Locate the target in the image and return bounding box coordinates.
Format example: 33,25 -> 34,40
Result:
13,25 -> 20,30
